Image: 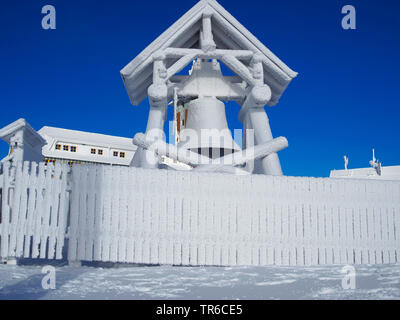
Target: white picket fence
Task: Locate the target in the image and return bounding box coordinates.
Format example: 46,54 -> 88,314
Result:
1,162 -> 400,266
68,165 -> 400,266
0,161 -> 70,261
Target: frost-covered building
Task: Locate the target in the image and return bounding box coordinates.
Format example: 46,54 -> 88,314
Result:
0,119 -> 137,166
330,166 -> 400,180
330,151 -> 400,181
39,126 -> 137,166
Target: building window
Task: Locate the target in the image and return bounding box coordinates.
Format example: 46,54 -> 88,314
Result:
120,152 -> 125,158
98,149 -> 103,155
91,148 -> 96,154
63,145 -> 69,151
44,158 -> 56,166
70,146 -> 77,152
55,144 -> 61,150
113,151 -> 118,157
68,161 -> 81,167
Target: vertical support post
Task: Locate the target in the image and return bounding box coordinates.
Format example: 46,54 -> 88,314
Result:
239,54 -> 283,175
131,51 -> 168,169
247,108 -> 283,175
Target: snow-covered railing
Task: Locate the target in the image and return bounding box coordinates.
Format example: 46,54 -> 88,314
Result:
67,165 -> 400,266
0,161 -> 70,261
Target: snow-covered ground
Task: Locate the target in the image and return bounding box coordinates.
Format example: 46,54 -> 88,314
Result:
0,262 -> 399,300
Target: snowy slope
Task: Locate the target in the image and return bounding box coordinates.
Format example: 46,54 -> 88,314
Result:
0,263 -> 399,300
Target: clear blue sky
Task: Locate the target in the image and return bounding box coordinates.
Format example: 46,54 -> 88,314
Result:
0,0 -> 399,177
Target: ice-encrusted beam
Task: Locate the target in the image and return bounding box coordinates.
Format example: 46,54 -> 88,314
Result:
166,54 -> 198,80
164,48 -> 253,60
133,132 -> 288,169
200,6 -> 216,52
220,54 -> 256,86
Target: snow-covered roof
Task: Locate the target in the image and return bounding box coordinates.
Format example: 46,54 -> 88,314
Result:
38,126 -> 137,152
120,0 -> 297,106
330,165 -> 400,181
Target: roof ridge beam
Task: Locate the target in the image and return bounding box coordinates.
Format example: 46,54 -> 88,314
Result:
164,47 -> 253,60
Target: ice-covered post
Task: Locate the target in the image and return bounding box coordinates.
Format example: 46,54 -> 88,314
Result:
131,51 -> 168,169
239,54 -> 283,175
200,7 -> 216,52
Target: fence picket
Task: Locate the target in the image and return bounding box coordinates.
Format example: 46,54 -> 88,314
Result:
24,162 -> 38,258
56,164 -> 69,259
0,162 -> 11,258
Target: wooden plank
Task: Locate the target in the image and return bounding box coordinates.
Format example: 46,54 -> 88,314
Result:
303,179 -> 312,266
117,167 -> 128,263
197,173 -> 206,266
258,176 -> 268,266
188,173 -> 198,266
394,183 -> 400,263
142,169 -> 152,264
56,164 -> 69,259
353,182 -> 362,264
331,180 -> 340,265
0,161 -> 11,258
309,179 -> 319,266
318,179 -> 328,265
365,183 -> 375,264
287,177 -> 297,266
8,161 -> 24,257
281,177 -> 290,266
67,164 -> 82,261
133,169 -> 144,264
359,182 -> 369,264
101,166 -> 113,262
76,166 -> 88,261
24,162 -> 38,258
109,166 -> 121,262
85,165 -> 97,261
125,167 -> 136,263
31,163 -> 46,258
294,179 -> 303,266
47,163 -> 63,259
39,163 -> 55,259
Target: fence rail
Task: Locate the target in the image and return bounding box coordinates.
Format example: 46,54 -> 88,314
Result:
0,162 -> 399,266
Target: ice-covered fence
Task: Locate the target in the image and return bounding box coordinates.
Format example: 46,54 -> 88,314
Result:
0,161 -> 70,260
68,165 -> 400,266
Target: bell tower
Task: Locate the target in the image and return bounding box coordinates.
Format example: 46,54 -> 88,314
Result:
121,0 -> 297,175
